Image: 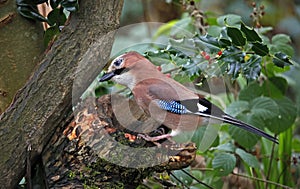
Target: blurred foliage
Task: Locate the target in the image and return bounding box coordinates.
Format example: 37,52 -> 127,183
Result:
16,0 -> 78,46
106,0 -> 300,188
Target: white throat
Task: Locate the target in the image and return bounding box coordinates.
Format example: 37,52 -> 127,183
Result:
112,72 -> 136,90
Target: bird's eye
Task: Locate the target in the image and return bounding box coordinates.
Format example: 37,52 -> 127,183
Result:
113,58 -> 123,67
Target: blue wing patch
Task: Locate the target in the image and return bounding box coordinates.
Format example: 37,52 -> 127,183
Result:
157,100 -> 187,114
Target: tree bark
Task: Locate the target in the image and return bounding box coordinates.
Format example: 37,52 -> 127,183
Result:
42,94 -> 196,188
0,0 -> 124,188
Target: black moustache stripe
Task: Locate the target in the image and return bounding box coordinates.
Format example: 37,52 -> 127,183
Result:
114,67 -> 128,75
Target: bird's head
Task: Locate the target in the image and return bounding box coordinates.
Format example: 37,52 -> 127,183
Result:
99,51 -> 158,89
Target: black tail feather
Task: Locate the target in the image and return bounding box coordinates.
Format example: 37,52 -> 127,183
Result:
194,112 -> 278,144
222,114 -> 278,144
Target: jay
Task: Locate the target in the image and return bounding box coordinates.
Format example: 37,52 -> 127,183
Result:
99,51 -> 278,144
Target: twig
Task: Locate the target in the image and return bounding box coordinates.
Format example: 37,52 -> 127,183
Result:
169,171 -> 190,189
231,172 -> 292,189
266,137 -> 277,188
181,169 -> 214,189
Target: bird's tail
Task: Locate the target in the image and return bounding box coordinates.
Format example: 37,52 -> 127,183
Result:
194,112 -> 278,144
222,114 -> 278,144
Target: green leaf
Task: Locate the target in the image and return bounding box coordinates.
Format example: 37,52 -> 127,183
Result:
212,152 -> 236,175
207,25 -> 223,37
250,96 -> 279,119
153,20 -> 178,39
212,143 -> 236,152
225,101 -> 249,117
170,54 -> 189,66
219,28 -> 232,47
192,125 -> 219,152
145,51 -> 172,66
228,62 -> 241,79
169,38 -> 198,56
270,34 -> 294,57
50,0 -> 63,8
262,77 -> 288,98
44,25 -> 60,46
227,27 -> 246,46
265,97 -> 297,134
251,42 -> 269,56
239,82 -> 263,101
17,6 -> 49,23
195,34 -> 221,53
172,168 -> 193,186
61,0 -> 79,12
240,22 -> 262,42
241,55 -> 261,81
227,97 -> 278,147
273,52 -> 292,68
228,113 -> 262,148
181,59 -> 202,77
220,46 -> 244,78
170,16 -> 196,38
32,0 -> 48,4
217,14 -> 241,26
47,8 -> 67,26
239,77 -> 288,100
235,148 -> 260,168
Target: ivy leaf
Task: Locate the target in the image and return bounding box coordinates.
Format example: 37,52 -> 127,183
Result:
273,52 -> 292,68
240,22 -> 262,42
236,148 -> 260,168
212,152 -> 236,175
227,27 -> 246,46
251,42 -> 269,56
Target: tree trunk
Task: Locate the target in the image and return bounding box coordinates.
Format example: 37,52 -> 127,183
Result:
0,0 -> 124,188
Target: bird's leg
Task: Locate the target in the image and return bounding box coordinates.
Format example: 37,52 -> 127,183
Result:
137,133 -> 172,142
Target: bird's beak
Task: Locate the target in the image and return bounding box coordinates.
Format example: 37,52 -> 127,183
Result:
99,71 -> 115,82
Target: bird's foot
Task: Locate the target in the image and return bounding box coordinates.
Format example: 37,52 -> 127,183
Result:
138,133 -> 172,142
137,133 -> 174,146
